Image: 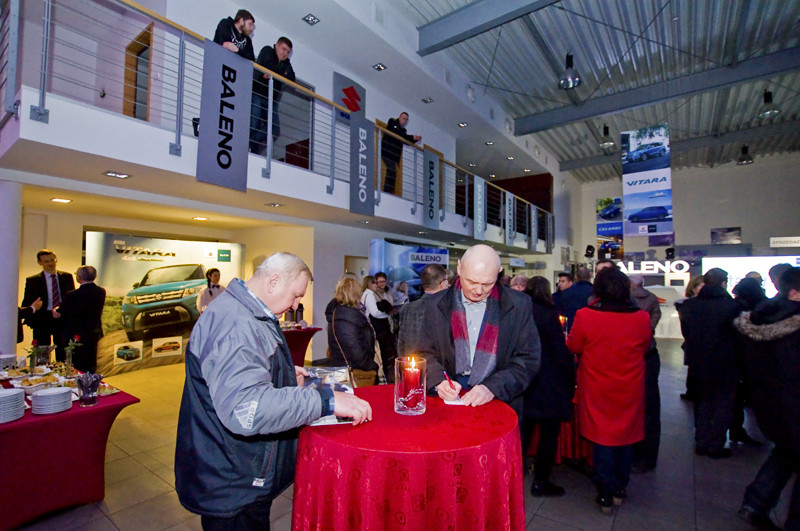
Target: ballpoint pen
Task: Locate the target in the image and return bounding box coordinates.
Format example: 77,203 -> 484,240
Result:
443,370 -> 457,391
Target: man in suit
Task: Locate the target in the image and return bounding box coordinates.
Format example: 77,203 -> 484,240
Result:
21,249 -> 75,360
58,266 -> 106,372
380,112 -> 421,194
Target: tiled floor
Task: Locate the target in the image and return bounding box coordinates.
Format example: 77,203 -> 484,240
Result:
18,339 -> 792,530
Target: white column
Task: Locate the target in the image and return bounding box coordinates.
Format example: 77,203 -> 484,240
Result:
0,180 -> 22,363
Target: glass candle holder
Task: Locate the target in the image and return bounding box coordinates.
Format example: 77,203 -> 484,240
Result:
394,357 -> 426,416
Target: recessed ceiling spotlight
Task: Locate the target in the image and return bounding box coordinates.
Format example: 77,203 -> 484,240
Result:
458,122 -> 468,127
51,197 -> 72,203
193,216 -> 208,221
421,97 -> 433,104
301,13 -> 320,25
489,174 -> 496,178
485,141 -> 494,146
418,231 -> 427,235
265,203 -> 284,208
104,170 -> 130,179
523,168 -> 531,173
372,63 -> 387,71
359,220 -> 371,224
468,163 -> 476,167
507,156 -> 514,160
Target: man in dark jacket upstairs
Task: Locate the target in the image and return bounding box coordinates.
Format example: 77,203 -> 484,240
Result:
380,112 -> 421,194
175,253 -> 371,528
213,9 -> 255,60
678,267 -> 741,459
250,36 -> 296,154
735,266 -> 800,531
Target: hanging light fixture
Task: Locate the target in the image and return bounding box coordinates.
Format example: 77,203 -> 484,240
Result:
737,144 -> 754,166
558,53 -> 581,90
599,124 -> 615,150
757,89 -> 780,120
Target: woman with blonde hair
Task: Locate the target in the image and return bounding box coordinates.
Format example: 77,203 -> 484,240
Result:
325,276 -> 378,386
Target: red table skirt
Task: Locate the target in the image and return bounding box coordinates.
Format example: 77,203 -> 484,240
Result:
0,387 -> 139,530
283,327 -> 321,366
292,385 -> 525,530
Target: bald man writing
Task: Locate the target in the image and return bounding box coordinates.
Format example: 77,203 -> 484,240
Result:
417,244 -> 541,411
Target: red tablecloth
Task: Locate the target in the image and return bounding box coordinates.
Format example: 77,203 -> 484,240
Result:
284,327 -> 321,366
292,385 -> 525,530
0,386 -> 139,531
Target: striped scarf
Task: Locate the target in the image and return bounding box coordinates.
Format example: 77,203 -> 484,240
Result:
451,278 -> 500,387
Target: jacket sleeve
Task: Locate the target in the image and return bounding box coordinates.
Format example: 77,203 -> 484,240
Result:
199,320 -> 322,437
480,294 -> 541,403
387,119 -> 416,143
566,309 -> 587,354
213,18 -> 229,45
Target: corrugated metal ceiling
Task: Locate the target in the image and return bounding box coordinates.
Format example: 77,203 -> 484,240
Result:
394,0 -> 800,182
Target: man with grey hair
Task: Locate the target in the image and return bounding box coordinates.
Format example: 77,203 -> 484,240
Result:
397,264 -> 449,356
175,252 -> 372,528
56,265 -> 105,372
418,244 -> 540,412
629,275 -> 662,473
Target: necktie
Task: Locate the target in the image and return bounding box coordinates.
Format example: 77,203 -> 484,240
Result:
51,274 -> 61,308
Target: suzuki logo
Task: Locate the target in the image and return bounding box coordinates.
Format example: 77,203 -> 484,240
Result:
341,86 -> 361,112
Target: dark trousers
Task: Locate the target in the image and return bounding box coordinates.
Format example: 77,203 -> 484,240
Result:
72,341 -> 98,373
382,156 -> 399,194
694,379 -> 736,452
200,496 -> 272,530
633,349 -> 661,468
370,316 -> 397,383
742,446 -> 800,531
32,317 -> 66,362
249,93 -> 280,155
729,380 -> 748,439
521,417 -> 562,483
593,444 -> 633,496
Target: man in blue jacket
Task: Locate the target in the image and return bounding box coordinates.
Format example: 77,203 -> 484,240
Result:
175,252 -> 371,528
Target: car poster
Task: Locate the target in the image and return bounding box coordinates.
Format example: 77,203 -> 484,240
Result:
369,239 -> 449,302
621,123 -> 673,237
596,197 -> 624,259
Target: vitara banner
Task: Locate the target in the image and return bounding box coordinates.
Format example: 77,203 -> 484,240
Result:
621,123 -> 673,237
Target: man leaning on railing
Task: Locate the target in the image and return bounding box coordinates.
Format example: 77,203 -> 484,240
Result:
380,112 -> 421,194
250,37 -> 296,155
213,9 -> 255,60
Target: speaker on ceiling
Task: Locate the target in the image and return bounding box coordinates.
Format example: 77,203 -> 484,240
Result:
665,247 -> 675,260
584,245 -> 595,258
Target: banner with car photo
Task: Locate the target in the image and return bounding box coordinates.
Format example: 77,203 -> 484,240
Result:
84,232 -> 244,376
596,197 -> 624,259
369,239 -> 449,303
621,123 -> 673,237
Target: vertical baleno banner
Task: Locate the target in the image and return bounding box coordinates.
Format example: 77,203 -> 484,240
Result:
423,148 -> 440,230
505,193 -> 515,246
473,176 -> 486,241
196,40 -> 252,191
349,115 -> 375,216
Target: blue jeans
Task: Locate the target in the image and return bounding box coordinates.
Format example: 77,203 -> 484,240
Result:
593,444 -> 633,496
742,446 -> 800,530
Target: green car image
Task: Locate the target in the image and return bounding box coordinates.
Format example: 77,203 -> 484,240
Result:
121,264 -> 206,342
116,345 -> 141,361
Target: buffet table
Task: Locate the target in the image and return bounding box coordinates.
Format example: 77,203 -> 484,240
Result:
292,385 -> 525,530
0,386 -> 139,530
283,327 -> 321,366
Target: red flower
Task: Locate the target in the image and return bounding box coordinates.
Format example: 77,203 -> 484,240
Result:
31,340 -> 38,346
73,335 -> 81,342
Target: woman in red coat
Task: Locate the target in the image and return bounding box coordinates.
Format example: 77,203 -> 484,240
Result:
567,267 -> 652,514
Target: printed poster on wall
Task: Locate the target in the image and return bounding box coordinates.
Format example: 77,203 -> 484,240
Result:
369,239 -> 449,302
84,232 -> 244,376
596,197 -> 624,259
621,123 -> 673,237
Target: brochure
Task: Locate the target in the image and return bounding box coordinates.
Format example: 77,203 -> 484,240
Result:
305,366 -> 354,426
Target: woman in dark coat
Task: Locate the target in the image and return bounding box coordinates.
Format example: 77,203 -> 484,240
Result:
522,277 -> 577,497
325,276 -> 379,374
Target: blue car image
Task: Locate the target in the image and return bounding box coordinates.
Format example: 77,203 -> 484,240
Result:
628,206 -> 670,222
121,264 -> 206,341
116,345 -> 141,361
626,142 -> 668,162
598,203 -> 622,220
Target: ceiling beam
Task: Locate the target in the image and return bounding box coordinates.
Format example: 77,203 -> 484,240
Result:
516,47 -> 800,135
417,0 -> 558,57
559,119 -> 800,172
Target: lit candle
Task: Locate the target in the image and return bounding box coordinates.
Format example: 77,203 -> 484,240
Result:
404,356 -> 421,407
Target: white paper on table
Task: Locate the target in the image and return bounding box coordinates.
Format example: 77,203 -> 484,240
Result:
444,398 -> 465,405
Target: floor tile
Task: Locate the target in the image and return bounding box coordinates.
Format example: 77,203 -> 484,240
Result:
107,491 -> 194,530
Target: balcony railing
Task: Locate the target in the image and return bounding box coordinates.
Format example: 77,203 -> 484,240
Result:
0,0 -> 552,249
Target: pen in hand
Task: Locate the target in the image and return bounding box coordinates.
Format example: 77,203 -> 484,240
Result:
443,371 -> 457,391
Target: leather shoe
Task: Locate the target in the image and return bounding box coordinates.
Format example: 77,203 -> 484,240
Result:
596,493 -> 613,514
737,507 -> 781,530
707,448 -> 732,459
613,488 -> 627,506
531,481 -> 566,497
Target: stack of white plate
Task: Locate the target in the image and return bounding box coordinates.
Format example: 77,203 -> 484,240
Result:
0,388 -> 26,423
31,387 -> 73,415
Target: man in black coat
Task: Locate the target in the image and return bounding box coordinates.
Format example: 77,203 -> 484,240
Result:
250,36 -> 296,153
678,267 -> 741,459
380,112 -> 421,194
213,9 -> 255,60
21,249 -> 75,360
58,265 -> 106,372
417,244 -> 540,415
734,267 -> 800,530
